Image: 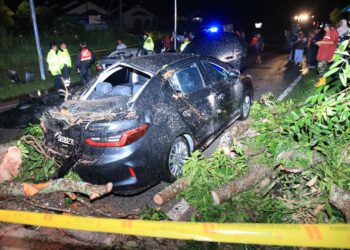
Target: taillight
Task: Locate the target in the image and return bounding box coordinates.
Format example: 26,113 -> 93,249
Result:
85,124 -> 150,147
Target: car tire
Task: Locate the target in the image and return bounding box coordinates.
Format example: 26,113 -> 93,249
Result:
163,136 -> 190,182
239,92 -> 252,120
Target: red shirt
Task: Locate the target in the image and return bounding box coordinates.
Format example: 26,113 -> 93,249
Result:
317,28 -> 339,62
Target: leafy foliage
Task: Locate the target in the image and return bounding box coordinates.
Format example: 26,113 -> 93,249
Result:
0,0 -> 14,29
139,207 -> 168,221
15,124 -> 58,183
181,75 -> 349,223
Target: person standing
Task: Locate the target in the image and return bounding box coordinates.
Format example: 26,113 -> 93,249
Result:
116,40 -> 126,50
251,34 -> 264,64
46,42 -> 62,91
314,23 -> 339,87
337,19 -> 349,44
180,35 -> 191,52
143,33 -> 154,54
163,34 -> 171,52
294,32 -> 306,67
316,23 -> 339,74
58,42 -> 72,87
76,42 -> 95,86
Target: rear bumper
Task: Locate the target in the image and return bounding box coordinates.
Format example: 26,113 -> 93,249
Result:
44,130 -> 160,195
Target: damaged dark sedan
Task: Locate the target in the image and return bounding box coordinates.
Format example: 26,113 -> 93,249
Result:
42,54 -> 253,194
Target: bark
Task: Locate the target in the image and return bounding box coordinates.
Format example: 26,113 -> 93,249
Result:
0,179 -> 113,200
329,184 -> 350,223
153,178 -> 189,205
0,146 -> 22,182
211,165 -> 273,205
218,120 -> 252,156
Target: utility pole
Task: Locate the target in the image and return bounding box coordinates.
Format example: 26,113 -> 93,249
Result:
174,0 -> 177,50
29,0 -> 45,80
119,0 -> 123,31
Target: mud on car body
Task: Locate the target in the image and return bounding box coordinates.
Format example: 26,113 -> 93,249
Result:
42,54 -> 253,194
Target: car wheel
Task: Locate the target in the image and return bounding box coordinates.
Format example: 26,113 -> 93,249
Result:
164,136 -> 190,182
239,93 -> 252,120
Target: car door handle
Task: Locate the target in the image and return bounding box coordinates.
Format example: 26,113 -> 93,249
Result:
183,110 -> 191,118
217,94 -> 225,101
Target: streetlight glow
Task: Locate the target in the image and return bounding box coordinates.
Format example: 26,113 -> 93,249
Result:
294,13 -> 312,23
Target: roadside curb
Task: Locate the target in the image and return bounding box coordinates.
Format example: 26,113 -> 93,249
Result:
277,74 -> 302,101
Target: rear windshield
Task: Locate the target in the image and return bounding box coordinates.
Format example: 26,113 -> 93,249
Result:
86,66 -> 151,100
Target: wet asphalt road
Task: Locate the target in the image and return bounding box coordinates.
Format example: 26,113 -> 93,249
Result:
0,47 -> 302,215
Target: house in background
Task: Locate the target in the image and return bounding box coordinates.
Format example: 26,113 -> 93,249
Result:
61,1 -> 112,30
118,5 -> 156,31
57,1 -> 156,31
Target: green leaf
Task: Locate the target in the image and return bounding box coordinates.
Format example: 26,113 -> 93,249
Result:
329,59 -> 343,70
323,67 -> 339,78
340,72 -> 347,87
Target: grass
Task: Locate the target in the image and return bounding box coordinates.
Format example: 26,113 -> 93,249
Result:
285,70 -> 319,103
0,29 -> 142,102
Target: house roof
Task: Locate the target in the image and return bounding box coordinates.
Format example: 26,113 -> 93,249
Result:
113,5 -> 155,17
64,1 -> 111,15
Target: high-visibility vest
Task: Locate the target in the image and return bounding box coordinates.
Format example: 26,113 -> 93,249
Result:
80,48 -> 92,61
58,48 -> 72,68
143,36 -> 154,51
46,49 -> 61,76
180,40 -> 191,52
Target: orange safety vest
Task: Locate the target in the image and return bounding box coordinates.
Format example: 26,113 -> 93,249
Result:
81,48 -> 92,61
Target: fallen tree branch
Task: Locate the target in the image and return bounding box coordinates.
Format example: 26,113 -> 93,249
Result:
75,196 -> 112,217
0,179 -> 113,200
211,165 -> 273,205
329,184 -> 350,223
22,198 -> 80,215
153,178 -> 189,205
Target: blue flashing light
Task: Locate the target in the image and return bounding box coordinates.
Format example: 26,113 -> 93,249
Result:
208,26 -> 219,33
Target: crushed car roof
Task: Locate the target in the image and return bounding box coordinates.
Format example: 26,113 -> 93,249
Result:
120,53 -> 196,74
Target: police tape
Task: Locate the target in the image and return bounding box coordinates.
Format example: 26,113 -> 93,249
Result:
70,43 -> 144,56
0,209 -> 349,248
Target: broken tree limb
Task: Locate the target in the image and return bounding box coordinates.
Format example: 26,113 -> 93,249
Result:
211,165 -> 273,205
153,178 -> 189,206
0,179 -> 113,200
329,184 -> 350,223
218,120 -> 252,156
0,146 -> 22,182
22,198 -> 80,215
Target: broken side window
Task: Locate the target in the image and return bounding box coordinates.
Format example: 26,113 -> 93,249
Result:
169,63 -> 205,95
86,66 -> 151,100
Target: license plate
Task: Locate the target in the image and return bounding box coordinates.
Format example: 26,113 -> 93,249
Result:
57,135 -> 74,146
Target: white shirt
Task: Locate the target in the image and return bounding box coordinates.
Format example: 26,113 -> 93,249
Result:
116,44 -> 126,50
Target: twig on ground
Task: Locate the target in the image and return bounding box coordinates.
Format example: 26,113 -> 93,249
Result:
22,198 -> 80,215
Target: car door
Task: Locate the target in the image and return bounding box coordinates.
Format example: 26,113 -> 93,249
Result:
200,59 -> 238,125
167,62 -> 217,143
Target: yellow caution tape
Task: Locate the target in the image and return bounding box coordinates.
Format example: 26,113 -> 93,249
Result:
0,209 -> 349,248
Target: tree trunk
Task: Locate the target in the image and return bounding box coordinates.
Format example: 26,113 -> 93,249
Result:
0,146 -> 22,182
0,179 -> 113,200
211,165 -> 273,205
153,178 -> 189,205
329,184 -> 350,223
